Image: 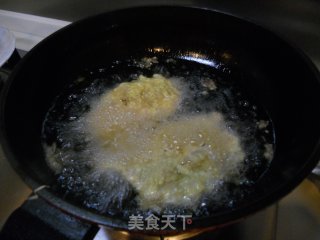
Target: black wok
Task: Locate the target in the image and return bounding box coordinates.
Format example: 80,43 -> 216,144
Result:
1,6 -> 320,235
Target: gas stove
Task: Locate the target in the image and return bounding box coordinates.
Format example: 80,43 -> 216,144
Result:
0,2 -> 320,239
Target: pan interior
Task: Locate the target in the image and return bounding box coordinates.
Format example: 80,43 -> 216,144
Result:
41,50 -> 275,220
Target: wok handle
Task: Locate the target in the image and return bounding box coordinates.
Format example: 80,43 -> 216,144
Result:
0,49 -> 21,92
1,48 -> 21,71
308,163 -> 320,191
0,68 -> 10,93
0,196 -> 99,240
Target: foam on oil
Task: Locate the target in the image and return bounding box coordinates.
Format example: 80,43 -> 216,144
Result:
42,56 -> 274,218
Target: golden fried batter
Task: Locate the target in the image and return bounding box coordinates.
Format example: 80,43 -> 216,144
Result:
86,74 -> 181,145
86,74 -> 245,210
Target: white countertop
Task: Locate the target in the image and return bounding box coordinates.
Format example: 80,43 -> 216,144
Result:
0,9 -> 70,51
